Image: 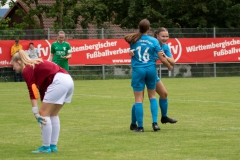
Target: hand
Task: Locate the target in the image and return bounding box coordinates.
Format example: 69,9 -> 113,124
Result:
61,56 -> 66,59
168,65 -> 173,71
129,49 -> 135,56
34,113 -> 47,125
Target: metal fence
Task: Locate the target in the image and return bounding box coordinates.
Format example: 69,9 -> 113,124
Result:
1,63 -> 240,82
0,28 -> 240,40
68,63 -> 240,80
0,28 -> 240,81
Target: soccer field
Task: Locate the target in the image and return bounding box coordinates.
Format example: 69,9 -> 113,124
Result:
0,77 -> 239,160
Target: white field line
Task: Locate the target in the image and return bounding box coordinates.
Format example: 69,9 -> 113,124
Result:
218,127 -> 240,130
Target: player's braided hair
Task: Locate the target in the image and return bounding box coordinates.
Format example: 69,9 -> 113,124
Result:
11,50 -> 43,68
124,19 -> 150,44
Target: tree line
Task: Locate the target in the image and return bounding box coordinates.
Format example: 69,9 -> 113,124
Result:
0,0 -> 240,30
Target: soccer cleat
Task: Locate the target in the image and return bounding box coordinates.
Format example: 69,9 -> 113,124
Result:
50,145 -> 58,152
161,117 -> 178,124
130,124 -> 138,130
134,127 -> 144,132
152,122 -> 160,131
32,146 -> 51,154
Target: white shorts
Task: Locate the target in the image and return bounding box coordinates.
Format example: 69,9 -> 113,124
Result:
43,72 -> 74,104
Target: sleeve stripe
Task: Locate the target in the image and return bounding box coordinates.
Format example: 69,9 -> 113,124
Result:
31,84 -> 39,99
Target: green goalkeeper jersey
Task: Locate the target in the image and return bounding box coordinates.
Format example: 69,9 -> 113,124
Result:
51,41 -> 71,71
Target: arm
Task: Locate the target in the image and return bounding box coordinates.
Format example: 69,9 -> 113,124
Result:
31,99 -> 38,107
35,48 -> 40,57
11,46 -> 15,56
61,43 -> 72,59
49,54 -> 54,61
26,50 -> 30,56
63,53 -> 72,59
162,44 -> 175,66
49,43 -> 55,61
31,99 -> 46,125
22,68 -> 46,125
165,55 -> 175,66
158,51 -> 173,71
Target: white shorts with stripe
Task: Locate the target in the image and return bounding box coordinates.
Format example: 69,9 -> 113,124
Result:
43,72 -> 74,104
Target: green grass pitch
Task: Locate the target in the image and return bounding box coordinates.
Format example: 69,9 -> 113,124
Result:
0,77 -> 239,160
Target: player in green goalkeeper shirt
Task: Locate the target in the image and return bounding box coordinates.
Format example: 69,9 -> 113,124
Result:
49,31 -> 72,71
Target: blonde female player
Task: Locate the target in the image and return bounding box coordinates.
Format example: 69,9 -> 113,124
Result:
11,50 -> 74,153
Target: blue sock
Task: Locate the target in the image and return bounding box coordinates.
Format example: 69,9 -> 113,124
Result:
135,103 -> 143,127
131,104 -> 137,124
150,98 -> 158,123
159,98 -> 168,117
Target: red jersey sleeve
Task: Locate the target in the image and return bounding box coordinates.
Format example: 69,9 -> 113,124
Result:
22,66 -> 39,100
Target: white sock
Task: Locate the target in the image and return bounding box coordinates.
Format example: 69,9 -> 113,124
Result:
50,116 -> 60,145
41,117 -> 52,146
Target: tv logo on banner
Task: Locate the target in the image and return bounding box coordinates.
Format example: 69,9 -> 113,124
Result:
168,38 -> 182,62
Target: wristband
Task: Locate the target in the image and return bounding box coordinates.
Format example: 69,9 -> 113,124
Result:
32,106 -> 39,114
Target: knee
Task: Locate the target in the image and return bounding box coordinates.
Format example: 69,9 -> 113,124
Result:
39,109 -> 50,117
160,91 -> 168,99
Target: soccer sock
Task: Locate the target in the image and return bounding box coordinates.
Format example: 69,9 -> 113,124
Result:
159,98 -> 168,117
150,98 -> 158,123
41,117 -> 52,147
131,104 -> 137,125
50,116 -> 60,145
135,103 -> 143,127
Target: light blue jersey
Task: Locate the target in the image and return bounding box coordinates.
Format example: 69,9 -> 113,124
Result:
154,43 -> 172,60
156,43 -> 173,83
162,44 -> 172,57
130,35 -> 161,68
130,34 -> 161,128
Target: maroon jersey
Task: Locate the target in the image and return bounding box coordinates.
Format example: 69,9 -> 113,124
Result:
22,60 -> 68,101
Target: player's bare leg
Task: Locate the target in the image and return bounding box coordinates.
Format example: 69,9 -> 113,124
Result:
156,81 -> 177,124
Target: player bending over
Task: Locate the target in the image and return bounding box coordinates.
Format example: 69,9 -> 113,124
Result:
11,50 -> 74,153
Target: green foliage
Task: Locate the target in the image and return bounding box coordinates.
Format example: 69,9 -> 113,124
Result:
0,17 -> 10,30
0,0 -> 8,7
0,0 -> 50,29
0,28 -> 25,40
176,66 -> 187,77
111,0 -> 172,28
1,0 -> 239,30
216,63 -> 240,77
45,0 -> 110,29
156,0 -> 240,28
190,64 -> 214,77
0,0 -> 15,8
111,0 -> 240,28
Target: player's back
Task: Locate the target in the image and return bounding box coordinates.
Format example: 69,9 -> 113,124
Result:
131,35 -> 161,67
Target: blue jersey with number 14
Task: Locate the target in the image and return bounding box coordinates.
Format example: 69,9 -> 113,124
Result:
130,35 -> 161,68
